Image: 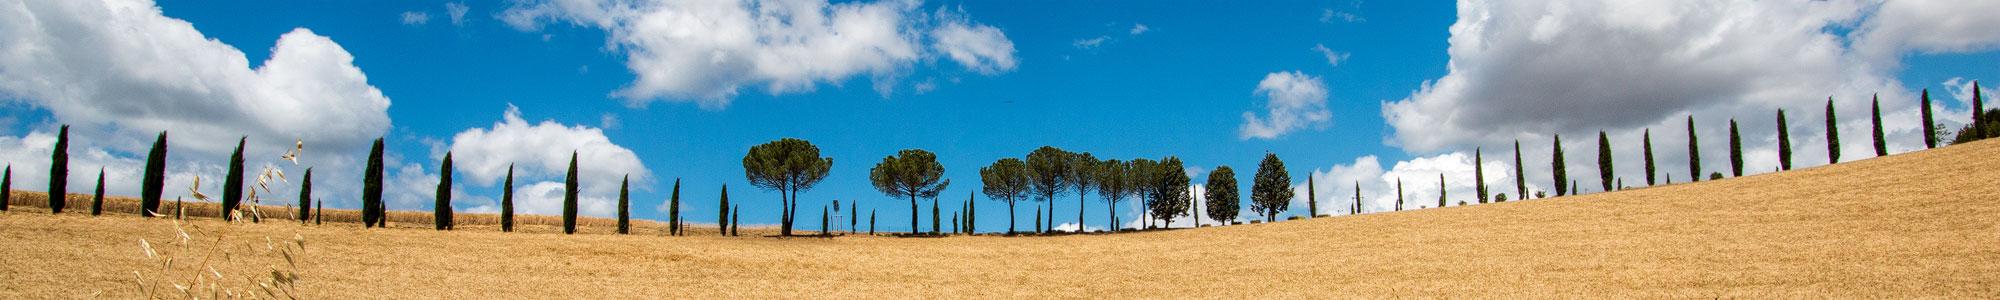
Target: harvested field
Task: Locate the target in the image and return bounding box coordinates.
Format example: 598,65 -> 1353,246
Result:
3,140 -> 1998,298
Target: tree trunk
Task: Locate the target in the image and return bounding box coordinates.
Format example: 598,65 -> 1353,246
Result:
1077,193 -> 1086,232
1008,202 -> 1016,234
909,194 -> 919,233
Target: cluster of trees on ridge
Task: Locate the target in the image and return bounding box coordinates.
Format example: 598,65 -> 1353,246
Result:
2,84 -> 1990,237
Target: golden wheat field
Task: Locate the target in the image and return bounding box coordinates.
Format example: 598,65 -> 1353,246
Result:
3,140 -> 1999,298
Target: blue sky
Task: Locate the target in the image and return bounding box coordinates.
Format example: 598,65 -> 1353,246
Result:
2,0 -> 1995,233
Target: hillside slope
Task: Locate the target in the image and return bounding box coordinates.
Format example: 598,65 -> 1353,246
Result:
2,140 -> 1996,298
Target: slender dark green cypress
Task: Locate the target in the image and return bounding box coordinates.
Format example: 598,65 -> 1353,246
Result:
850,201 -> 858,234
1597,131 -> 1613,191
141,131 -> 167,217
1826,97 -> 1841,164
965,191 -> 975,233
2,165 -> 11,211
363,138 -> 385,228
617,175 -> 631,234
1871,94 -> 1887,157
869,210 -> 877,234
563,151 -> 579,234
1643,129 -> 1656,186
730,205 -> 740,236
1687,116 -> 1701,182
297,168 -> 312,223
435,152 -> 454,230
1513,141 -> 1526,199
1975,82 -> 1986,139
222,137 -> 245,220
1395,179 -> 1404,211
91,168 -> 104,215
1307,173 -> 1318,215
48,125 -> 69,214
1730,119 -> 1744,177
1436,174 -> 1446,208
823,206 -> 832,235
1778,109 -> 1793,170
718,184 -> 730,235
1552,135 -> 1568,196
501,164 -> 515,232
668,178 -> 681,236
931,199 -> 940,234
1921,89 -> 1938,149
1474,148 -> 1486,204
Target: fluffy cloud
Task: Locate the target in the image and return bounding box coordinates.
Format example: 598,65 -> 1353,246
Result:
0,0 -> 391,207
1240,71 -> 1333,140
499,0 -> 1017,108
445,105 -> 651,217
1849,0 -> 2000,63
1297,153 -> 1522,217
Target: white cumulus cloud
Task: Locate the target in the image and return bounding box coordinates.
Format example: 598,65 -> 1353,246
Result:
1240,71 -> 1333,140
445,105 -> 651,217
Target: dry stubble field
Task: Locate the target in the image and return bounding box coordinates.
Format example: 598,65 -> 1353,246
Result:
4,140 -> 1999,298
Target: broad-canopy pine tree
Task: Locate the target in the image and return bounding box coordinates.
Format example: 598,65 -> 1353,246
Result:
1597,131 -> 1614,191
141,131 -> 168,217
1872,95 -> 1887,157
870,149 -> 949,234
1687,116 -> 1702,182
222,137 -> 245,220
1730,120 -> 1744,177
363,138 -> 385,228
1826,97 -> 1842,164
1093,159 -> 1132,230
1250,153 -> 1293,222
981,158 -> 1032,233
1552,135 -> 1568,196
1067,152 -> 1099,232
563,151 -> 579,234
435,152 -> 455,230
742,138 -> 833,236
1778,109 -> 1794,170
48,125 -> 69,214
1144,157 -> 1192,227
1024,146 -> 1073,232
1204,166 -> 1239,224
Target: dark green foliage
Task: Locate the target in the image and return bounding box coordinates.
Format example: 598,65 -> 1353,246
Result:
869,210 -> 876,234
1729,120 -> 1744,177
1395,179 -> 1404,211
222,137 -> 245,220
1922,89 -> 1939,149
1597,131 -> 1613,191
1436,174 -> 1446,208
871,149 -> 948,234
501,164 -> 514,232
1826,97 -> 1841,164
563,151 -> 579,234
1092,159 -> 1129,230
1352,182 -> 1362,212
363,138 -> 385,228
1034,208 -> 1042,233
1778,109 -> 1793,170
1307,172 -> 1318,215
742,138 -> 834,236
1643,129 -> 1656,186
298,168 -> 311,223
718,184 -> 730,235
929,200 -> 939,234
1495,193 -> 1508,202
1513,141 -> 1526,200
668,178 -> 681,236
91,168 -> 104,215
981,158 -> 1031,233
1872,95 -> 1887,157
314,201 -> 321,225
1950,109 -> 2000,144
851,201 -> 859,233
1976,82 -> 1986,140
1130,159 -> 1156,228
141,131 -> 167,217
3,165 -> 11,211
964,191 -> 975,233
1250,153 -> 1292,222
1068,152 -> 1098,232
1686,116 -> 1701,182
1145,156 -> 1194,228
1204,166 -> 1239,223
1024,146 -> 1073,232
1709,172 -> 1723,180
436,152 -> 454,230
48,125 -> 68,214
1552,135 -> 1568,196
730,205 -> 741,236
617,175 -> 631,234
1474,148 -> 1487,204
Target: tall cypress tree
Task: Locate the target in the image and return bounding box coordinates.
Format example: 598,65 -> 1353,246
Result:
1729,119 -> 1744,177
363,138 -> 385,228
1474,148 -> 1487,204
91,168 -> 104,215
563,151 -> 579,234
141,131 -> 167,217
668,178 -> 681,236
48,125 -> 69,214
1597,131 -> 1613,192
1552,135 -> 1568,196
964,191 -> 975,233
1826,97 -> 1841,164
1872,95 -> 1887,157
501,164 -> 515,232
1975,82 -> 1986,139
1513,141 -> 1526,199
731,205 -> 741,236
1921,89 -> 1939,149
718,184 -> 731,235
1436,174 -> 1446,208
435,152 -> 454,230
222,137 -> 245,220
930,199 -> 940,234
1642,129 -> 1656,186
4,165 -> 12,211
1395,179 -> 1404,211
1778,109 -> 1793,170
297,168 -> 312,223
1687,116 -> 1701,182
617,175 -> 631,234
1307,173 -> 1317,216
1352,181 -> 1362,211
827,206 -> 836,235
